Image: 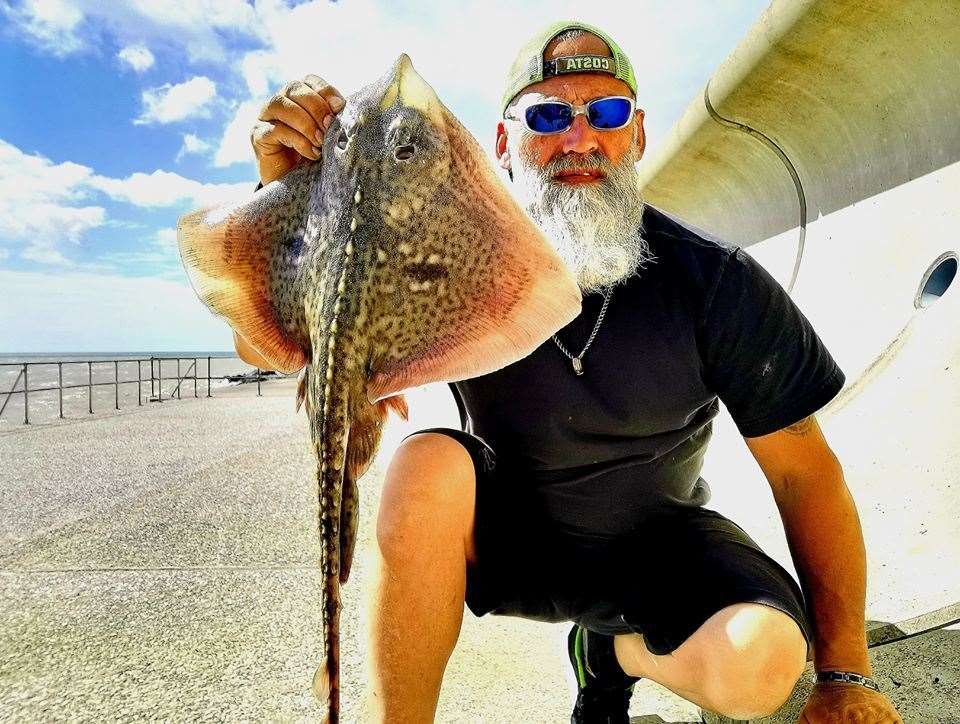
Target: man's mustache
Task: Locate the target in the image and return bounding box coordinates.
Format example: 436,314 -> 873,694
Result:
543,151 -> 619,177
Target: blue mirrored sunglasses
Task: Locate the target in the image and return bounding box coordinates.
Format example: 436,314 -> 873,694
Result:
507,96 -> 635,135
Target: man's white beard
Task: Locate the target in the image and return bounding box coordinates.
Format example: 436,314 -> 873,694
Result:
510,133 -> 653,293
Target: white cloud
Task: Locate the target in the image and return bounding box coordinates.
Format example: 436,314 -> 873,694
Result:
125,0 -> 263,64
88,169 -> 248,208
0,138 -> 250,265
117,43 -> 155,72
0,189 -> 103,247
0,247 -> 11,262
0,268 -> 233,353
0,139 -> 105,264
92,225 -> 184,274
176,133 -> 211,162
239,49 -> 285,98
14,203 -> 106,265
0,138 -> 92,201
214,99 -> 260,168
2,0 -> 264,64
1,0 -> 84,56
135,76 -> 217,125
21,246 -> 73,265
155,227 -> 177,248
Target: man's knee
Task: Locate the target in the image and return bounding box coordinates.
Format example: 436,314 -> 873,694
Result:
698,603 -> 807,719
376,432 -> 477,565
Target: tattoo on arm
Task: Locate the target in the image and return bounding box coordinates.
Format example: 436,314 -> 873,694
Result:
784,415 -> 815,435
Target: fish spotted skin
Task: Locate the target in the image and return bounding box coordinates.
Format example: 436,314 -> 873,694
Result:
178,54 -> 582,723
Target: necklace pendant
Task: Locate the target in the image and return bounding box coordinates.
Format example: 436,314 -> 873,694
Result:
571,357 -> 584,375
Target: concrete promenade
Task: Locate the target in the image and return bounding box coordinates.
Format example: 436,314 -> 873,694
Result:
0,379 -> 697,722
1,379 -> 956,722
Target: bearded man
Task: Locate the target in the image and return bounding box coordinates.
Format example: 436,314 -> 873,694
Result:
243,20 -> 902,724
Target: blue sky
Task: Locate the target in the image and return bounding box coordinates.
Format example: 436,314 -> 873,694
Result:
0,0 -> 769,353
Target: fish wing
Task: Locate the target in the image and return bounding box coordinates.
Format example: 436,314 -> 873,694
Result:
359,66 -> 582,404
177,175 -> 313,373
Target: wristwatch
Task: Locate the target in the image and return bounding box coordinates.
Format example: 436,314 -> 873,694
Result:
816,670 -> 881,691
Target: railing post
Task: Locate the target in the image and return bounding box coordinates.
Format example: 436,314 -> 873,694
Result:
176,358 -> 181,400
150,357 -> 156,400
193,357 -> 198,398
257,368 -> 262,396
157,359 -> 163,402
58,362 -> 64,419
207,356 -> 212,397
87,361 -> 93,415
115,360 -> 120,410
23,363 -> 29,425
137,360 -> 142,406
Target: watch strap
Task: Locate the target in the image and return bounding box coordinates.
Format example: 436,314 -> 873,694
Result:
816,670 -> 881,692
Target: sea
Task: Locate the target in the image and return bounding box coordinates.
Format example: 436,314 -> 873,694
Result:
0,352 -> 263,427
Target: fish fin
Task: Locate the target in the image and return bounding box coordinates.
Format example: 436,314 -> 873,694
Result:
338,473 -> 359,585
344,401 -> 390,482
382,394 -> 409,421
295,367 -> 309,413
365,106 -> 581,403
312,663 -> 339,723
312,663 -> 330,701
233,330 -> 275,370
177,179 -> 310,374
338,397 -> 394,584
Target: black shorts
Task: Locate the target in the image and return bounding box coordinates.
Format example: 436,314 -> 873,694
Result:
405,427 -> 813,657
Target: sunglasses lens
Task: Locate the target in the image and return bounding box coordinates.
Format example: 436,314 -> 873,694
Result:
589,97 -> 632,129
525,102 -> 573,133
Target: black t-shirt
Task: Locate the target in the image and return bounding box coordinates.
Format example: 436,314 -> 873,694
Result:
450,204 -> 845,539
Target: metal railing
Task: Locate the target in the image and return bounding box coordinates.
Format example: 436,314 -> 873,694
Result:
0,356 -> 283,426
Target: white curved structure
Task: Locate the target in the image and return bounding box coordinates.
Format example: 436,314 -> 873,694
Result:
637,0 -> 959,718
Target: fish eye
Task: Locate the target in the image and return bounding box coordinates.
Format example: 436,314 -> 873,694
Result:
394,144 -> 416,161
336,131 -> 349,151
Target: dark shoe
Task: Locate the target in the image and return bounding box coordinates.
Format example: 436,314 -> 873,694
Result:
568,624 -> 639,724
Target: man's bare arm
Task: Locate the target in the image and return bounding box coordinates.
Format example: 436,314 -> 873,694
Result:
781,415 -> 815,435
744,415 -> 871,675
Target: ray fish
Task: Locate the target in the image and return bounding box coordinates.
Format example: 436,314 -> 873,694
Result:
177,54 -> 581,723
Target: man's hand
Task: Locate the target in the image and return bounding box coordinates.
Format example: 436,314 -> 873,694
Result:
799,682 -> 903,723
251,75 -> 345,185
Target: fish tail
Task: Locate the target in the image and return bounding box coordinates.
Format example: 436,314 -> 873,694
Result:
312,559 -> 341,722
313,390 -> 348,723
323,518 -> 342,723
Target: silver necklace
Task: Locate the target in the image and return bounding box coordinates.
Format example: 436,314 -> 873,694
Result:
552,288 -> 613,375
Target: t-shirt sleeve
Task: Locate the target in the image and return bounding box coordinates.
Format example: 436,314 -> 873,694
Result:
697,247 -> 846,438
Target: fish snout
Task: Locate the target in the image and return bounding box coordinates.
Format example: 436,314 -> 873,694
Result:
379,54 -> 442,125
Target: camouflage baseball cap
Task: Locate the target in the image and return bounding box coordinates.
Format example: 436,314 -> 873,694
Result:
501,20 -> 637,117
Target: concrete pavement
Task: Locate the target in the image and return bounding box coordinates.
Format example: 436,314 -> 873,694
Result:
0,380 -> 700,722
2,377 -> 957,722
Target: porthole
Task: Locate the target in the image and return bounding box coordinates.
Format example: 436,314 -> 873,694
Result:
914,251 -> 958,309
